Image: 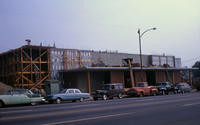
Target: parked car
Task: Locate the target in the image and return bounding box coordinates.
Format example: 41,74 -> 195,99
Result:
176,83 -> 192,93
45,88 -> 90,104
0,89 -> 45,108
126,82 -> 158,97
156,82 -> 178,95
92,83 -> 125,100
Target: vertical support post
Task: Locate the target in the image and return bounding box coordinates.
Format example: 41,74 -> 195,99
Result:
39,48 -> 42,82
64,50 -> 68,70
21,48 -> 23,88
71,51 -> 73,69
172,71 -> 175,85
87,71 -> 92,95
78,51 -> 82,68
48,49 -> 51,80
128,59 -> 135,87
30,47 -> 32,88
189,70 -> 192,86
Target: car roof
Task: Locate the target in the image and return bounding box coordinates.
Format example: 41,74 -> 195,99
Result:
136,82 -> 148,84
104,83 -> 123,85
9,88 -> 29,91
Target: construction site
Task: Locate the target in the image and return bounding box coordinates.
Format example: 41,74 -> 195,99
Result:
0,42 -> 195,94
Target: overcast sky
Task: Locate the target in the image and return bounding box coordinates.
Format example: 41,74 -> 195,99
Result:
0,0 -> 200,67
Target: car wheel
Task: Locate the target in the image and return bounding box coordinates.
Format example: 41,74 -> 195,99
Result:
102,94 -> 108,100
30,102 -> 37,106
161,90 -> 165,95
80,98 -> 84,102
152,91 -> 156,96
93,97 -> 98,101
49,100 -> 54,104
118,93 -> 123,99
56,98 -> 61,104
139,92 -> 144,97
0,101 -> 4,108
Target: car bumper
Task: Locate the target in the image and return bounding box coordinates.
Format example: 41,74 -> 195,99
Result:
93,94 -> 104,99
126,91 -> 138,96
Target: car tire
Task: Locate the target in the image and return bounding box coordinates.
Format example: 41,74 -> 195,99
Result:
49,100 -> 54,104
161,90 -> 165,95
0,101 -> 4,108
102,94 -> 108,100
80,97 -> 84,102
118,93 -> 123,99
56,98 -> 61,104
30,102 -> 37,106
94,97 -> 98,101
151,91 -> 156,96
139,92 -> 144,97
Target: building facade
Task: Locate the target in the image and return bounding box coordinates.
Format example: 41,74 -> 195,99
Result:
0,45 -> 192,94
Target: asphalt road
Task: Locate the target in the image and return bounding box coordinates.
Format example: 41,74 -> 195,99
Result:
1,92 -> 200,125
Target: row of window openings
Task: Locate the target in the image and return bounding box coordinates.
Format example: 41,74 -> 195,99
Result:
52,65 -> 64,70
52,65 -> 82,70
51,50 -> 91,57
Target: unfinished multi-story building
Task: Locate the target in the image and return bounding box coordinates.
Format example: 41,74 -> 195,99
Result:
0,44 -> 195,94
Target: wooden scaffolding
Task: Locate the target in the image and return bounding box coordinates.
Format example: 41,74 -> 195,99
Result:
0,45 -> 50,89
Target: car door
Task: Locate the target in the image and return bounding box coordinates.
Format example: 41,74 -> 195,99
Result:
74,89 -> 82,99
64,89 -> 75,101
9,90 -> 26,105
110,85 -> 116,97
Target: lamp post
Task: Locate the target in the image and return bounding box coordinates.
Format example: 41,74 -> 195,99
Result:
137,27 -> 156,69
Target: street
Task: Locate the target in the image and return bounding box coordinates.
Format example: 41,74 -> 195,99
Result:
1,92 -> 200,125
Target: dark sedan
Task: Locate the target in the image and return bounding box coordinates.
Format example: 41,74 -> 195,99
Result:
176,83 -> 192,93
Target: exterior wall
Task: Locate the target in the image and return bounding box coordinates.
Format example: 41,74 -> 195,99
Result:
155,71 -> 166,83
50,48 -> 181,81
50,48 -> 92,81
50,48 -> 64,80
174,71 -> 182,84
175,58 -> 182,68
151,55 -> 175,67
134,71 -> 147,83
110,71 -> 124,83
91,52 -> 149,66
62,72 -> 88,93
90,72 -> 110,91
76,72 -> 88,93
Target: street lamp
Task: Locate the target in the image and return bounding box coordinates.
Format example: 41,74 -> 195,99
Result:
137,27 -> 156,69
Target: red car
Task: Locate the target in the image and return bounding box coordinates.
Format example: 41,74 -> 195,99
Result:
126,82 -> 158,97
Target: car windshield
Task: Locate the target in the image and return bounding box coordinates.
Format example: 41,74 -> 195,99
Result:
177,85 -> 184,87
60,89 -> 67,93
156,83 -> 162,86
3,89 -> 33,95
102,85 -> 110,90
158,83 -> 167,86
136,83 -> 145,87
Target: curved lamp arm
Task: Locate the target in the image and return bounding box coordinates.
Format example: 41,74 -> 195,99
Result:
138,27 -> 156,38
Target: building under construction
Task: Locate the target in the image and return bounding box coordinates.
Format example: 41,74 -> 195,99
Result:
0,44 -> 195,94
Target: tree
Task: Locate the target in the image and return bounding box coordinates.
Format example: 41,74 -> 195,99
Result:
192,61 -> 200,78
192,61 -> 200,90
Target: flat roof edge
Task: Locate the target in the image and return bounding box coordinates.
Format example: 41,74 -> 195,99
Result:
60,67 -> 198,72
